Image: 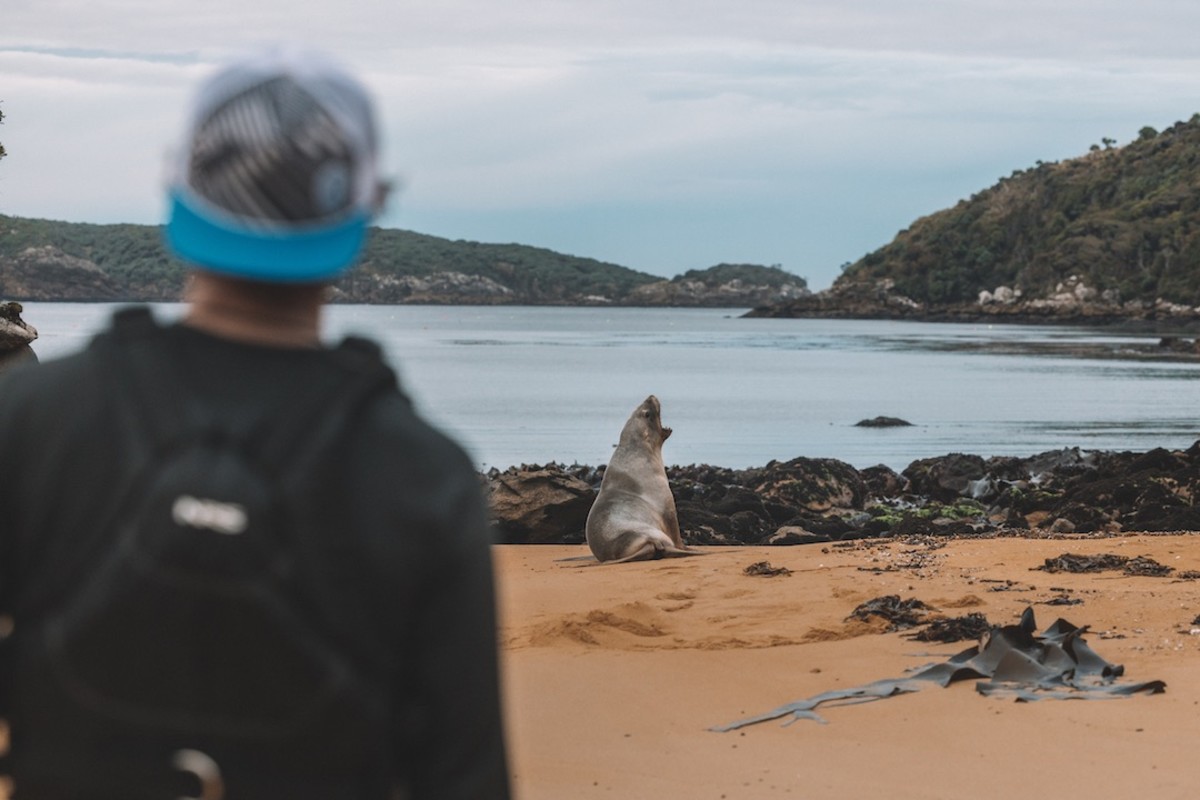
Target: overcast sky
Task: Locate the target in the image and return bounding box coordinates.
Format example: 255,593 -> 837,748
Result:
3,1 -> 1200,288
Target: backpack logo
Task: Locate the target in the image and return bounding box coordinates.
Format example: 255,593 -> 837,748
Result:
171,495 -> 248,536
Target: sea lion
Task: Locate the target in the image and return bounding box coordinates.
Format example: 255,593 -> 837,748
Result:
586,395 -> 695,563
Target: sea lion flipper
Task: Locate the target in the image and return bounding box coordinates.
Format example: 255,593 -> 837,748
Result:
659,545 -> 705,559
605,540 -> 663,564
602,542 -> 705,564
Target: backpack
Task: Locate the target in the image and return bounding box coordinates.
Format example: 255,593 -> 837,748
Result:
15,307 -> 400,796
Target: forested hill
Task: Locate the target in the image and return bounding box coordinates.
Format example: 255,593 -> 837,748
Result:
752,114 -> 1200,322
0,214 -> 807,306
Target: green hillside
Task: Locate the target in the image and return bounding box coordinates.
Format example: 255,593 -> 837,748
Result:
0,214 -> 806,305
355,228 -> 657,302
0,215 -> 658,303
839,115 -> 1200,306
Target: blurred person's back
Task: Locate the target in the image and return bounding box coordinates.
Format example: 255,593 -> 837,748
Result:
0,45 -> 510,800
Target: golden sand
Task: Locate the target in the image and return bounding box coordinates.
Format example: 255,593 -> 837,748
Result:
497,534 -> 1200,799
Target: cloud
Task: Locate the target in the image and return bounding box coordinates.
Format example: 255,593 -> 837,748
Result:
0,50 -> 200,223
3,1 -> 1200,286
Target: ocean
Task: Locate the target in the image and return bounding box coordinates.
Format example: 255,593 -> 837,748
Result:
18,302 -> 1200,472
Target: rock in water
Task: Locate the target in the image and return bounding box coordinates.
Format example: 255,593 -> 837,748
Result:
854,416 -> 913,428
0,301 -> 38,350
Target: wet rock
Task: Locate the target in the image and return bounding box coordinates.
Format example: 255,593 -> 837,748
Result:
686,524 -> 742,546
1063,476 -> 1155,516
675,502 -> 734,539
729,510 -> 765,540
782,514 -> 855,539
1128,505 -> 1200,532
934,519 -> 995,537
1043,502 -> 1112,533
0,301 -> 38,350
854,416 -> 913,428
1046,517 -> 1077,534
746,457 -> 866,512
763,500 -> 801,524
981,455 -> 1033,483
889,513 -> 937,537
994,506 -> 1030,529
861,464 -> 906,498
902,453 -> 988,503
1125,447 -> 1187,474
486,464 -> 594,544
902,453 -> 987,503
1021,447 -> 1096,481
710,486 -> 768,517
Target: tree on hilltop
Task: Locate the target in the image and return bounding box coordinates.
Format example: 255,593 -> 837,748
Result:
0,104 -> 6,161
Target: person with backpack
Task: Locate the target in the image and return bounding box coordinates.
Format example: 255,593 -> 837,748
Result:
0,45 -> 510,799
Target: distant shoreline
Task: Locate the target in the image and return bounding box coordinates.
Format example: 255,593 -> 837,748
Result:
743,303 -> 1200,332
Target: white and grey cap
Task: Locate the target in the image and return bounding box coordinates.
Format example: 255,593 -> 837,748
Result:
165,45 -> 385,282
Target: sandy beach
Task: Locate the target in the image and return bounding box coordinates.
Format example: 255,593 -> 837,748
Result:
497,534 -> 1200,799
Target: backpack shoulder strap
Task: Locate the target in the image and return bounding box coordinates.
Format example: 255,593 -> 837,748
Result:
252,334 -> 399,480
92,306 -> 213,449
94,307 -> 400,477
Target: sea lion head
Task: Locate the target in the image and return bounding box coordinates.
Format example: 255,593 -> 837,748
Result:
620,395 -> 672,449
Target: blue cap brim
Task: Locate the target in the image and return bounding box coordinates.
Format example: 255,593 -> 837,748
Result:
165,191 -> 368,283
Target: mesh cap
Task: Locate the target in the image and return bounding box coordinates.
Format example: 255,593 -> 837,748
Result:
165,45 -> 383,282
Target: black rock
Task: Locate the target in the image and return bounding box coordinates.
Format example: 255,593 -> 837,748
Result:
854,416 -> 914,428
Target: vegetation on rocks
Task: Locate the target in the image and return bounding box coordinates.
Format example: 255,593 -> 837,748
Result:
753,114 -> 1200,322
845,115 -> 1200,306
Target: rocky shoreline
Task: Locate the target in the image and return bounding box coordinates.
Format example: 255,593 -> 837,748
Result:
746,275 -> 1200,333
485,441 -> 1200,546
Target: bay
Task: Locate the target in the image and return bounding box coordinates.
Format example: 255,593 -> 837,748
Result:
18,302 -> 1200,471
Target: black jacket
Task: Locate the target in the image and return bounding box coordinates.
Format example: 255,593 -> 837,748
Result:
0,311 -> 510,799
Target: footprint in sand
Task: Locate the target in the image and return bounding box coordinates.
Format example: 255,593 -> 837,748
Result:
522,601 -> 673,648
656,589 -> 697,612
935,594 -> 985,609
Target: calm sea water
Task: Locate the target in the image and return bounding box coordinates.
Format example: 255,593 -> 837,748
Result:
18,302 -> 1200,471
